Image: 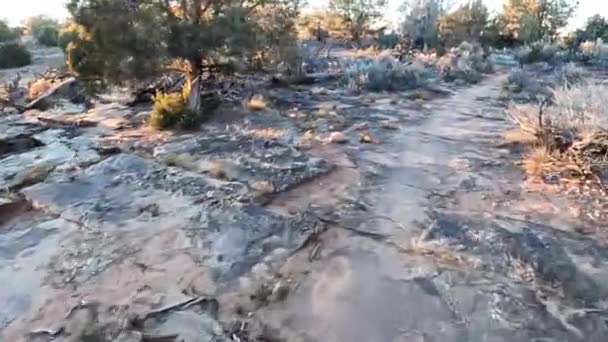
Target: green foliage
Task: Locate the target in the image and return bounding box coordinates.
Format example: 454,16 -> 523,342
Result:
252,0 -> 303,75
36,25 -> 59,46
150,91 -> 201,130
0,43 -> 32,69
401,0 -> 444,49
329,0 -> 387,45
517,41 -> 558,64
499,0 -> 577,44
439,0 -> 489,47
575,15 -> 608,43
0,20 -> 21,42
67,0 -> 300,112
25,15 -> 60,46
57,23 -> 83,51
342,53 -> 430,91
377,31 -> 400,49
297,10 -> 349,40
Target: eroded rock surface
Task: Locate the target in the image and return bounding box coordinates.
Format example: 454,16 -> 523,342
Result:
2,72 -> 608,342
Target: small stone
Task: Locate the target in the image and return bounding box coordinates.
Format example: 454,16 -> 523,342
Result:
2,106 -> 18,115
250,180 -> 275,194
271,281 -> 290,302
353,122 -> 369,131
380,121 -> 400,130
359,132 -> 380,144
328,131 -> 348,144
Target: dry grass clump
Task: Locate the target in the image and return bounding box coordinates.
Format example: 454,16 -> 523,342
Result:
245,94 -> 269,111
28,78 -> 54,99
341,52 -> 431,92
508,83 -> 608,183
437,42 -> 493,83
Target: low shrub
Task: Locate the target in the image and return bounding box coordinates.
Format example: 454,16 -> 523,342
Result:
342,53 -> 430,92
508,83 -> 608,181
516,42 -> 558,65
0,43 -> 32,69
579,39 -> 608,63
554,62 -> 589,85
150,90 -> 201,130
36,25 -> 59,46
506,68 -> 530,92
437,42 -> 493,83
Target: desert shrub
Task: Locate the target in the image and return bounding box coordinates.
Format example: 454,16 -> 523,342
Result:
554,62 -> 589,85
506,68 -> 530,92
508,83 -> 608,180
0,43 -> 32,69
438,42 -> 492,83
414,51 -> 439,66
0,20 -> 20,42
36,25 -> 59,46
342,53 -> 430,91
150,90 -> 201,130
377,31 -> 400,49
516,42 -> 558,65
579,39 -> 608,63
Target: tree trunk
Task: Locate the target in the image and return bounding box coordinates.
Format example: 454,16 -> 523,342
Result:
186,59 -> 202,113
186,76 -> 201,113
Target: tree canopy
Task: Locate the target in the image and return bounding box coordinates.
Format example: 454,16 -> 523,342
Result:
329,0 -> 387,45
66,0 -> 301,111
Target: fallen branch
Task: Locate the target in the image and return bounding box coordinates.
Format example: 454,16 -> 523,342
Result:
134,296 -> 209,323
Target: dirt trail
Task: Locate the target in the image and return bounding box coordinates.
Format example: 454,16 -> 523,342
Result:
247,74 -> 608,342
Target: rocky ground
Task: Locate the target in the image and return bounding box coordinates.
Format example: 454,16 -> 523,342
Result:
1,53 -> 608,342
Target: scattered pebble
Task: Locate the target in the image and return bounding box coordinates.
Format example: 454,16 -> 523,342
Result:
360,132 -> 380,144
328,131 -> 348,144
380,121 -> 400,130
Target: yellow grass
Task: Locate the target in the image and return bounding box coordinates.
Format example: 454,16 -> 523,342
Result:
245,95 -> 269,111
504,128 -> 537,145
28,79 -> 54,99
523,146 -> 552,177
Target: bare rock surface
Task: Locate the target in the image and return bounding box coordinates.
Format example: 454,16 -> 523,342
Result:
2,70 -> 608,342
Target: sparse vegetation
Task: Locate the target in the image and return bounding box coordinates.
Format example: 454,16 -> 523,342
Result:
342,53 -> 430,91
516,42 -> 559,65
554,62 -> 589,85
437,42 -> 493,83
508,83 -> 608,182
